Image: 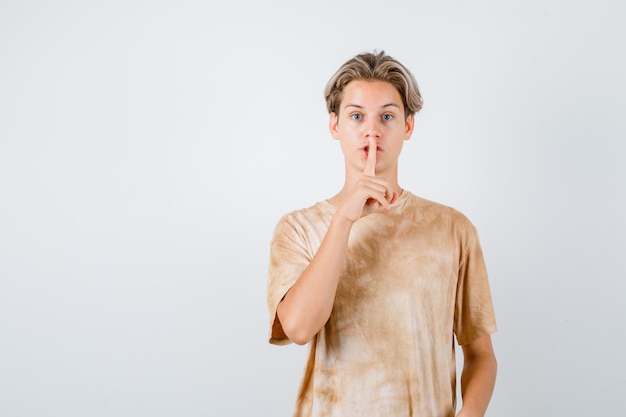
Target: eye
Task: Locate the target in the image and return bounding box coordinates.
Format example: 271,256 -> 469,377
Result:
382,113 -> 394,121
350,113 -> 362,121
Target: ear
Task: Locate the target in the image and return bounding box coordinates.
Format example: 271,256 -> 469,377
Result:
404,114 -> 415,141
329,112 -> 340,140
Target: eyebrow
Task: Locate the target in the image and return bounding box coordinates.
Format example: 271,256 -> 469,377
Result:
343,103 -> 401,110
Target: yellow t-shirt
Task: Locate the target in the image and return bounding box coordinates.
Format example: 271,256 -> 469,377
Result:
267,191 -> 497,417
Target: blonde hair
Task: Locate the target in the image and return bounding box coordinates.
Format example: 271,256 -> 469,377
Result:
324,50 -> 423,119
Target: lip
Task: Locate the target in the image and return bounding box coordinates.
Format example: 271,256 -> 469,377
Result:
362,145 -> 382,156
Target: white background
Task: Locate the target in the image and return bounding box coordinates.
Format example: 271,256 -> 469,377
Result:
1,1 -> 624,416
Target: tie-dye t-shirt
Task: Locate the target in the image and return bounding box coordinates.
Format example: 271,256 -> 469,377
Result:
267,191 -> 497,417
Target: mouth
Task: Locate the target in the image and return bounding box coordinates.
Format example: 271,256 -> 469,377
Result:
363,145 -> 381,155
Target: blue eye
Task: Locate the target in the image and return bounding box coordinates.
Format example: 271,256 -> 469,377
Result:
350,113 -> 362,120
382,114 -> 393,121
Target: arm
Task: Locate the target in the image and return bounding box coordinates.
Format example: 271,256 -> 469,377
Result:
276,137 -> 394,345
456,334 -> 497,417
276,213 -> 352,345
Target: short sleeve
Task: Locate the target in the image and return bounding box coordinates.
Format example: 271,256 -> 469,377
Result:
454,223 -> 497,345
266,215 -> 313,345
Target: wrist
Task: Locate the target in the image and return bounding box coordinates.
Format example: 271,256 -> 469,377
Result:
456,407 -> 482,417
330,212 -> 356,228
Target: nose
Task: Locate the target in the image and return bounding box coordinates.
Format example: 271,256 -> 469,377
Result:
365,129 -> 381,138
364,120 -> 382,138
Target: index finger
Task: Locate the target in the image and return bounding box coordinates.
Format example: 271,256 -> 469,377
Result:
363,137 -> 376,176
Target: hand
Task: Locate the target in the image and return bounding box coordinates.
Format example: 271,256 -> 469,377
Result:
335,137 -> 397,223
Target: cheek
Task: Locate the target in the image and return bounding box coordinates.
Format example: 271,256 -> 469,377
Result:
338,138 -> 350,152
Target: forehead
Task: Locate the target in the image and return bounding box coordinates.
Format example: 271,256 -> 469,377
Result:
340,80 -> 403,109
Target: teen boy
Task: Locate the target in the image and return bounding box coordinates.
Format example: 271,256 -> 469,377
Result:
267,51 -> 497,417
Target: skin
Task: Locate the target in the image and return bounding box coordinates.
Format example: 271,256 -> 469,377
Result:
328,79 -> 413,215
458,335 -> 498,417
276,79 -> 496,417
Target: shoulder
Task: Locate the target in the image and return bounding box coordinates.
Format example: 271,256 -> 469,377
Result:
270,201 -> 334,259
402,191 -> 476,231
271,200 -> 335,242
275,200 -> 334,227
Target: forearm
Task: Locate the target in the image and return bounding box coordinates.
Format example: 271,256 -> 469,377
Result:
276,214 -> 353,345
458,343 -> 497,417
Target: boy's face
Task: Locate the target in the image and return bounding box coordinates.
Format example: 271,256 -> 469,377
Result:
329,80 -> 414,178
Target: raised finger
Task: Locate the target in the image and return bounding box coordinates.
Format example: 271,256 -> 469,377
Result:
363,137 -> 376,176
